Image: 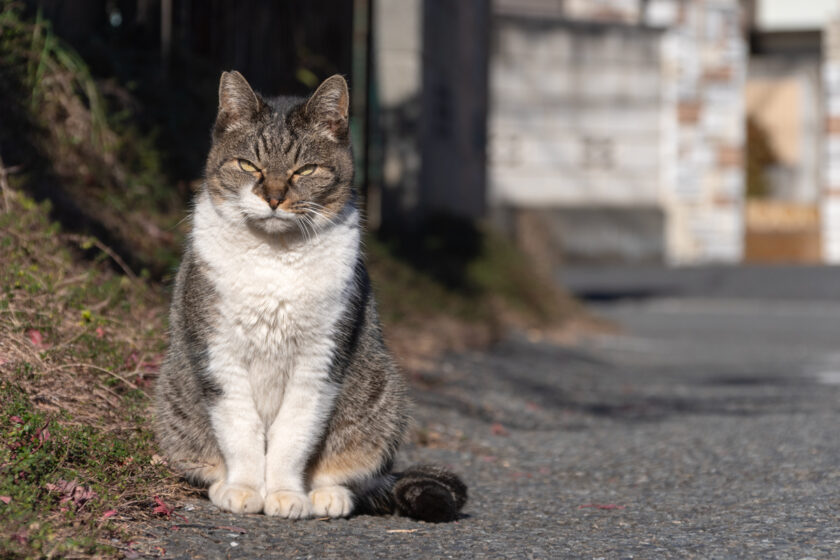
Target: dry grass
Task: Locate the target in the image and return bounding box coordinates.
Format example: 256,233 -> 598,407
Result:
0,185 -> 194,558
0,2 -> 184,279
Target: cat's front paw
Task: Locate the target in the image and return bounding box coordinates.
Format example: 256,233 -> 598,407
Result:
309,485 -> 354,518
209,481 -> 264,514
264,490 -> 312,519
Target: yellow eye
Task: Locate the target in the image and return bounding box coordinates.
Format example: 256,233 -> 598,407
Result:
238,159 -> 258,172
296,164 -> 317,176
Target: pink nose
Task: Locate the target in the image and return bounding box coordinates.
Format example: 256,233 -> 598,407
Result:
268,198 -> 280,210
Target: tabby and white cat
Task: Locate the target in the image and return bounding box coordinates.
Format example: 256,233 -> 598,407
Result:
154,71 -> 466,522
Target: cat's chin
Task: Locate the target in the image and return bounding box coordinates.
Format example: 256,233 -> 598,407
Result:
247,215 -> 298,235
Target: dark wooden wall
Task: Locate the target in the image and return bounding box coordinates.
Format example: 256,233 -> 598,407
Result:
185,0 -> 354,95
29,0 -> 354,95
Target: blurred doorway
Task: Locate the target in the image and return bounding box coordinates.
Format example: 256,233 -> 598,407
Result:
744,4 -> 825,264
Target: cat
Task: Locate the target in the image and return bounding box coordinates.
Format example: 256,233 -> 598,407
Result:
154,71 -> 466,522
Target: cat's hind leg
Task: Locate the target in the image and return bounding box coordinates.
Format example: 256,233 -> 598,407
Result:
171,455 -> 226,488
307,446 -> 391,518
153,368 -> 228,489
308,485 -> 355,518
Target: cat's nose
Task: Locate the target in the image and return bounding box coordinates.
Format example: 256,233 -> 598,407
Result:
259,178 -> 287,209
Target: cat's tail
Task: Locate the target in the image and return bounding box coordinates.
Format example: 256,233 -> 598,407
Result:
352,464 -> 467,522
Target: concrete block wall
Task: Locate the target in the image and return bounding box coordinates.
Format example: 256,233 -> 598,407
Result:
489,19 -> 664,207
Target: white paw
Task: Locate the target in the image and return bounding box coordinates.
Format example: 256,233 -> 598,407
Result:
309,485 -> 354,518
264,490 -> 312,519
208,482 -> 264,514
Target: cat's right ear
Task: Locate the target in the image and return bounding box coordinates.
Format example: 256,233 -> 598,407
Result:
215,71 -> 262,136
305,75 -> 350,142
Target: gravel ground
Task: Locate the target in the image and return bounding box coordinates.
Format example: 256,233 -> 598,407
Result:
146,296 -> 840,559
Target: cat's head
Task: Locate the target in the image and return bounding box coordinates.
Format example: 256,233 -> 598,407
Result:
204,71 -> 353,235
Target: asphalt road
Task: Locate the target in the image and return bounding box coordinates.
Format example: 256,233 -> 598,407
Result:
147,273 -> 840,559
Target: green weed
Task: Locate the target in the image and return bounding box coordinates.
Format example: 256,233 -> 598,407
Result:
0,191 -> 180,558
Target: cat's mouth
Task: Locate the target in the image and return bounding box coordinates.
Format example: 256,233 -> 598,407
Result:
246,212 -> 302,235
254,211 -> 294,222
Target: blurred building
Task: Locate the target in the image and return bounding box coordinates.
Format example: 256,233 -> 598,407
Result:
488,0 -> 747,266
373,0 -> 840,266
745,0 -> 840,263
373,0 -> 751,265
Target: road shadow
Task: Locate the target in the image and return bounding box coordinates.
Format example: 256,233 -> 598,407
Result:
411,340 -> 822,430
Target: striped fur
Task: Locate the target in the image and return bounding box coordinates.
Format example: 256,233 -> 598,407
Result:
154,72 -> 466,522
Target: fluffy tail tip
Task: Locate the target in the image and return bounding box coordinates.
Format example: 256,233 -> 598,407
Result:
393,464 -> 467,522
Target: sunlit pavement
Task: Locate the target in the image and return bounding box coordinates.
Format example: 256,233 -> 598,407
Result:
152,266 -> 840,559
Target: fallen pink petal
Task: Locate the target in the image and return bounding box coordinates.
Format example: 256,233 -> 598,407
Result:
100,509 -> 117,521
26,329 -> 45,348
152,496 -> 174,517
0,496 -> 11,504
152,496 -> 188,521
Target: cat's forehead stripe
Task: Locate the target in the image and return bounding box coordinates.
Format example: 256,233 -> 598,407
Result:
282,135 -> 295,157
254,133 -> 264,161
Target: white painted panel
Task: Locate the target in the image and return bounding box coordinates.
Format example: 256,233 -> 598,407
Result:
491,169 -> 661,205
489,21 -> 663,208
646,0 -> 679,27
757,0 -> 839,32
491,109 -> 663,135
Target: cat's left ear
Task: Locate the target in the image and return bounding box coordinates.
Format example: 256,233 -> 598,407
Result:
305,75 -> 350,142
215,71 -> 262,136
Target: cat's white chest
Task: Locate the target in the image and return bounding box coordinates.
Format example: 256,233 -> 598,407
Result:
191,195 -> 359,424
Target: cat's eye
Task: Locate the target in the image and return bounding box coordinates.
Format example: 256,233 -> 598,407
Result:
295,164 -> 317,176
238,159 -> 259,173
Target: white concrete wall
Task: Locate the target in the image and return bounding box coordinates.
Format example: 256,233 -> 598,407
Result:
489,20 -> 664,207
374,0 -> 422,108
757,0 -> 840,32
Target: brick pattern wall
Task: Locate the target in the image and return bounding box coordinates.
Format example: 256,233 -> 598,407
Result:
660,0 -> 747,263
